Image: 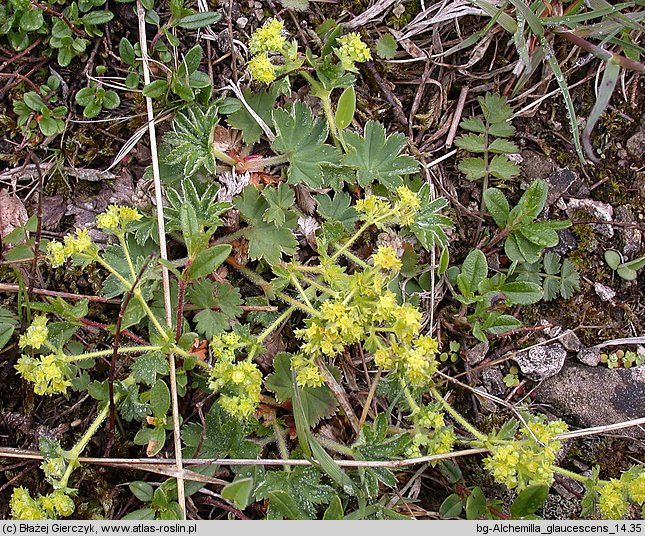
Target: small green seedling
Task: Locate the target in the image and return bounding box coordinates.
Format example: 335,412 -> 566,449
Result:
75,80 -> 120,118
13,77 -> 68,137
604,250 -> 645,281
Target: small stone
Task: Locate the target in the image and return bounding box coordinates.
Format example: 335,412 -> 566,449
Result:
535,363 -> 645,438
236,16 -> 248,28
464,341 -> 488,365
594,282 -> 616,302
546,168 -> 577,206
615,205 -> 642,258
514,343 -> 567,381
482,367 -> 506,397
626,120 -> 645,160
577,346 -> 601,367
566,198 -> 614,238
558,330 -> 582,352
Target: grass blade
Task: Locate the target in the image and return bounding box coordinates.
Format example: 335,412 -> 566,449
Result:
583,61 -> 620,163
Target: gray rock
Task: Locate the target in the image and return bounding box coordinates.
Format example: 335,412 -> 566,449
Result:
546,228 -> 578,257
535,363 -> 645,438
577,346 -> 601,367
464,341 -> 488,365
566,198 -> 614,238
521,150 -> 557,180
482,367 -> 506,397
594,282 -> 616,302
559,330 -> 582,352
615,205 -> 642,258
515,343 -> 567,380
626,117 -> 645,160
546,168 -> 577,206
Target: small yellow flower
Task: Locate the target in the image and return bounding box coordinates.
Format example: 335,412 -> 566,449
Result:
249,19 -> 286,54
96,206 -> 120,230
10,487 -> 47,520
395,186 -> 421,225
46,241 -> 68,268
628,473 -> 645,504
372,246 -> 402,272
335,32 -> 372,71
19,316 -> 49,350
598,480 -> 629,519
248,53 -> 277,84
63,227 -> 93,256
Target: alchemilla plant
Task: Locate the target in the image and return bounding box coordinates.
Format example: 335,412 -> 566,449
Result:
5,19 -> 644,522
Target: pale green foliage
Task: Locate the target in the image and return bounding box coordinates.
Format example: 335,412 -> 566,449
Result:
455,93 -> 519,182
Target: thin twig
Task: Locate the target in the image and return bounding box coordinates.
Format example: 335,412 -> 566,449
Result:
106,256 -> 154,456
27,153 -> 44,300
135,0 -> 186,518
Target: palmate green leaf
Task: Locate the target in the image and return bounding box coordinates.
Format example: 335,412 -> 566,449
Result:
186,245 -> 231,280
265,353 -> 339,426
182,403 -> 255,459
163,104 -> 220,176
410,186 -> 452,250
271,102 -> 341,188
227,89 -> 277,145
245,220 -> 298,265
235,186 -> 297,265
130,352 -> 169,385
343,120 -> 419,188
315,192 -> 358,231
256,468 -> 336,520
263,183 -> 295,227
375,33 -> 398,59
483,187 -> 510,228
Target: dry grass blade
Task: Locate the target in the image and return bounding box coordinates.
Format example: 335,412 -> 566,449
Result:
135,0 -> 186,519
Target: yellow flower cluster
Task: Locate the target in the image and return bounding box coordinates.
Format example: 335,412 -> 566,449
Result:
249,19 -> 286,54
15,353 -> 72,396
334,32 -> 372,72
627,473 -> 645,504
372,246 -> 402,272
298,300 -> 364,358
355,187 -> 422,228
395,186 -> 421,225
373,337 -> 439,388
248,53 -> 277,84
291,354 -> 325,388
208,332 -> 262,420
96,205 -> 142,231
18,316 -> 49,350
598,479 -> 629,519
484,417 -> 568,491
47,228 -> 96,267
10,488 -> 74,520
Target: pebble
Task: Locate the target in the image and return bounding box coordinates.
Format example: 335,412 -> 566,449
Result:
594,282 -> 616,302
514,343 -> 567,381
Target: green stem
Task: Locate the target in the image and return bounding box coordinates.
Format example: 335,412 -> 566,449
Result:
299,274 -> 337,298
272,421 -> 291,473
61,345 -> 162,363
330,222 -> 371,263
256,306 -> 294,346
118,233 -> 137,280
211,145 -> 239,168
342,249 -> 371,270
290,274 -> 313,310
314,435 -> 355,457
402,383 -> 421,414
277,291 -> 318,316
430,387 -> 487,442
553,466 -> 604,485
